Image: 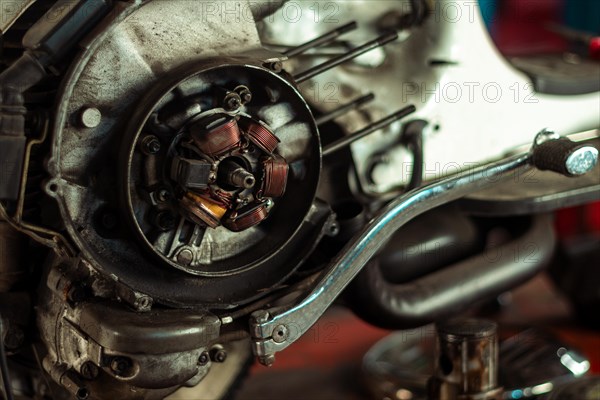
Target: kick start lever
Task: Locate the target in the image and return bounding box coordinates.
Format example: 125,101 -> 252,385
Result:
249,129 -> 599,366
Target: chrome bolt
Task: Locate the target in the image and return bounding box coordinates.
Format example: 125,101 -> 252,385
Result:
566,146 -> 599,175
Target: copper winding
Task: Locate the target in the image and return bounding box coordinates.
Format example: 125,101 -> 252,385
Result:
223,203 -> 268,232
191,117 -> 241,157
242,120 -> 280,153
210,187 -> 235,208
261,156 -> 289,198
179,191 -> 228,228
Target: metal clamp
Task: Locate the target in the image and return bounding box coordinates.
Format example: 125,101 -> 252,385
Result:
249,131 -> 599,365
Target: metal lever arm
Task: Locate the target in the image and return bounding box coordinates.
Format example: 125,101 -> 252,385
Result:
249,132 -> 598,365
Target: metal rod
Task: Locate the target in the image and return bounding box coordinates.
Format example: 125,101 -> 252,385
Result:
323,105 -> 416,156
316,93 -> 375,126
251,150 -> 534,364
294,31 -> 399,83
284,21 -> 357,57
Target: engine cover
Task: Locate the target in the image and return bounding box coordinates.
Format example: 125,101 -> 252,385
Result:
46,1 -> 323,308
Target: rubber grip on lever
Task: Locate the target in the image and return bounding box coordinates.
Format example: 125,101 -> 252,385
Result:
531,137 -> 595,177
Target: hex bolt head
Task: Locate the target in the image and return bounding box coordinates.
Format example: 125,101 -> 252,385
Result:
258,354 -> 275,367
80,361 -> 99,380
79,107 -> 102,128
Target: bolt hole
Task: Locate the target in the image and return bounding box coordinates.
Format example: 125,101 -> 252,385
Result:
76,387 -> 89,400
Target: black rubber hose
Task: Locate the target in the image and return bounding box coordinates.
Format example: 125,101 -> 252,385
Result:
348,214 -> 556,329
403,120 -> 425,191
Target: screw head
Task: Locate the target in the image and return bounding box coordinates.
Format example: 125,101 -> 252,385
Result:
141,136 -> 161,154
79,107 -> 102,128
80,361 -> 99,380
224,93 -> 242,111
